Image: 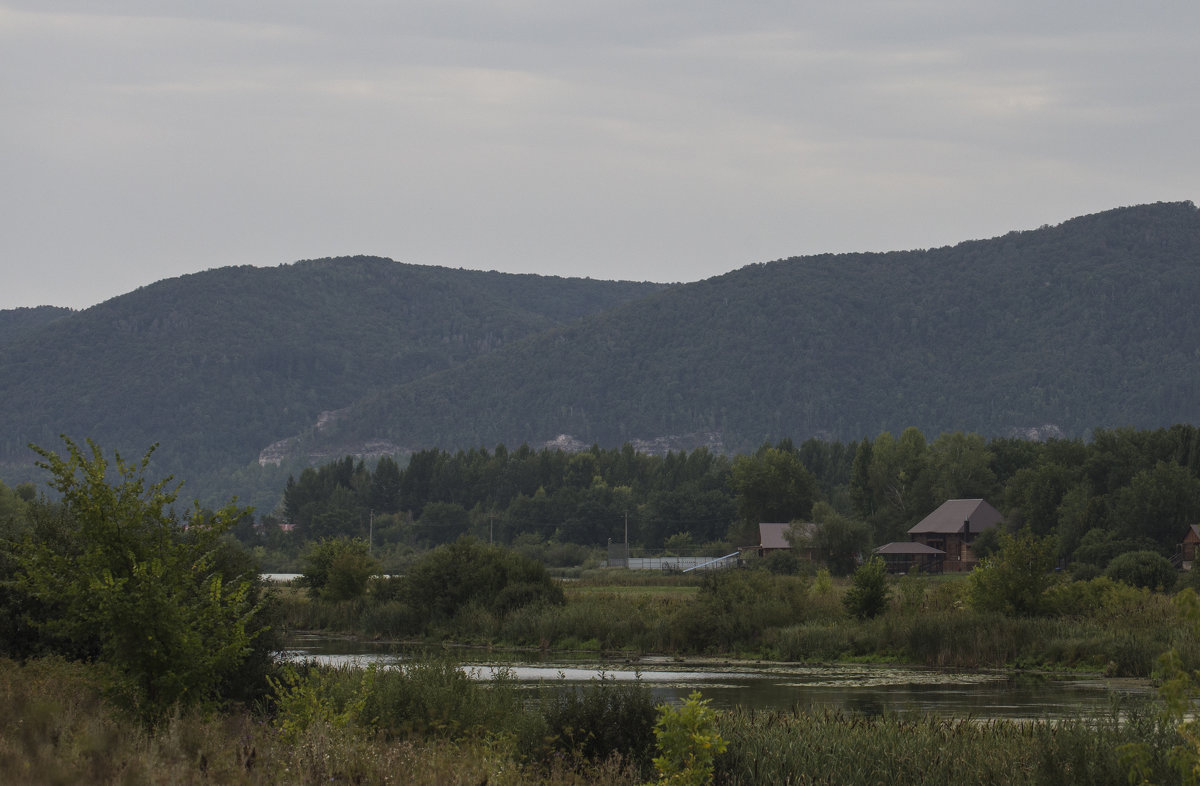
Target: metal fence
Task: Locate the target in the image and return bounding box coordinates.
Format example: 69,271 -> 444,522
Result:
605,542 -> 740,572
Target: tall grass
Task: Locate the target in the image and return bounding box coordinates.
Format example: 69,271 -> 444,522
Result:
2,656 -> 1185,785
0,657 -> 650,785
278,570 -> 1200,677
713,702 -> 1180,785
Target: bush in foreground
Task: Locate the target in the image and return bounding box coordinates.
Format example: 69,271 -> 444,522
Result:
0,438 -> 277,721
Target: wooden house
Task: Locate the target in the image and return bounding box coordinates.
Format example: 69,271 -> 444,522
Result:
907,498 -> 1003,572
757,522 -> 819,561
1182,524 -> 1200,568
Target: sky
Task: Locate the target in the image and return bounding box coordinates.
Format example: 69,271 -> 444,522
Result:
2,1 -> 1198,310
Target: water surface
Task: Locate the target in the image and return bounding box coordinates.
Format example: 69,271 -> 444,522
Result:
285,635 -> 1152,721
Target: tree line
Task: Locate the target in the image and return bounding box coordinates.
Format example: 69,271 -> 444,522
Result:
263,424 -> 1200,571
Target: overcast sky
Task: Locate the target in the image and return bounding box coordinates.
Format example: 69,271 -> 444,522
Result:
3,1 -> 1197,310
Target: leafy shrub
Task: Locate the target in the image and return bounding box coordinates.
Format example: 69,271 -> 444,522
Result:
526,674 -> 659,771
675,570 -> 808,651
301,537 -> 380,601
1103,550 -> 1177,591
1,438 -> 272,721
650,691 -> 726,785
968,528 -> 1058,616
1045,576 -> 1121,617
762,549 -> 800,575
402,537 -> 565,630
843,557 -> 890,620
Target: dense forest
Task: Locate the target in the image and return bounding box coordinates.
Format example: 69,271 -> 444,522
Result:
3,202 -> 1200,511
0,259 -> 664,507
254,424 -> 1200,573
0,305 -> 73,348
266,202 -> 1200,464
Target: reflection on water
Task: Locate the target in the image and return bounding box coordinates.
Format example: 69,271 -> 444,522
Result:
284,635 -> 1153,721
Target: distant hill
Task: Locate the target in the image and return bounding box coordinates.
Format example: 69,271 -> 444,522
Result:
0,306 -> 73,348
0,258 -> 665,507
4,203 -> 1200,511
286,201 -> 1200,459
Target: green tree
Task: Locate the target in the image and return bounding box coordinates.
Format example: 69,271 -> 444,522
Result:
1110,461 -> 1200,547
2,437 -> 270,720
664,531 -> 695,555
0,480 -> 30,530
1072,527 -> 1155,569
300,537 -> 380,601
863,428 -> 932,543
1104,550 -> 1177,591
843,556 -> 891,619
369,455 -> 403,514
927,431 -> 997,502
795,501 -> 870,576
730,447 -> 817,528
967,527 -> 1058,616
1002,461 -> 1080,537
416,500 -> 471,545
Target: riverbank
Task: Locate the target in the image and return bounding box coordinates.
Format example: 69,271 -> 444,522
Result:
283,632 -> 1154,721
276,568 -> 1198,678
0,655 -> 1182,785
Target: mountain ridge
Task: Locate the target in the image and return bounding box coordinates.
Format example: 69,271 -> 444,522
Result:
0,258 -> 666,506
276,201 -> 1200,459
2,202 -> 1198,509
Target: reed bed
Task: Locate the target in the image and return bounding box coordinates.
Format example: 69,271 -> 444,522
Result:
278,570 -> 1194,677
713,703 -> 1179,785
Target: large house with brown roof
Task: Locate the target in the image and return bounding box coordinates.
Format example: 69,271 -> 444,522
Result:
907,498 -> 1003,571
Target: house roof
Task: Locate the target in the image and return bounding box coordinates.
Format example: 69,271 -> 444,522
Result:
1185,524 -> 1200,543
908,499 -> 1003,535
874,542 -> 945,555
758,522 -> 814,549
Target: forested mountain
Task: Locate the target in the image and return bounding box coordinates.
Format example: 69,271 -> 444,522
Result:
0,258 -> 665,506
0,306 -> 73,348
288,202 -> 1200,460
4,202 -> 1200,511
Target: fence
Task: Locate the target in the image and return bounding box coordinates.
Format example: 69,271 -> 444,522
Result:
606,542 -> 740,572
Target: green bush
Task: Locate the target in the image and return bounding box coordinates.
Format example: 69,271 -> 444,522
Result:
674,570 -> 808,651
525,674 -> 659,771
761,549 -> 800,575
650,691 -> 726,786
402,537 -> 565,630
968,528 -> 1058,616
1103,550 -> 1177,591
0,438 -> 273,721
301,537 -> 381,601
843,557 -> 891,620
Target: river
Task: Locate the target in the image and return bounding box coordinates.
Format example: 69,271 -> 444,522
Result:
285,634 -> 1154,721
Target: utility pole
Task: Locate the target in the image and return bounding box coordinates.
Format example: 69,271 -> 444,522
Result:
369,510 -> 374,555
624,510 -> 629,545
